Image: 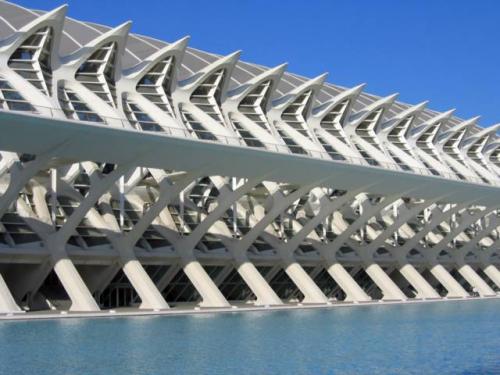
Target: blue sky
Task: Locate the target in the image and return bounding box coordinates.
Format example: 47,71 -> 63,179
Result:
13,0 -> 500,126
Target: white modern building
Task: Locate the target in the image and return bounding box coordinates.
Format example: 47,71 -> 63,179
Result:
0,1 -> 498,314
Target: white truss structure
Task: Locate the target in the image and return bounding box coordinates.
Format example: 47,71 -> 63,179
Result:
0,2 -> 498,313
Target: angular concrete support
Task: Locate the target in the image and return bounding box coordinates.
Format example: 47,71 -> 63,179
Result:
183,260 -> 230,307
364,263 -> 407,300
4,262 -> 52,303
264,265 -> 282,282
399,263 -> 440,299
236,260 -> 283,306
483,264 -> 500,289
122,259 -> 169,310
0,273 -> 22,313
156,264 -> 182,293
53,258 -> 100,311
325,262 -> 371,302
214,265 -> 234,287
429,264 -> 469,298
284,262 -> 329,304
458,264 -> 496,297
81,263 -> 121,296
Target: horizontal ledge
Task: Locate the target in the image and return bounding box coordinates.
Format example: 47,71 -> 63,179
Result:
0,111 -> 499,205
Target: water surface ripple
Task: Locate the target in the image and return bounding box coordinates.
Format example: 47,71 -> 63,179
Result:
0,299 -> 499,374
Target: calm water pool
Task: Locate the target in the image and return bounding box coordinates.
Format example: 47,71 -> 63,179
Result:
0,299 -> 498,374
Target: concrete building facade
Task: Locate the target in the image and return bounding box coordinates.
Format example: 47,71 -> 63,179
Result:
0,2 -> 498,314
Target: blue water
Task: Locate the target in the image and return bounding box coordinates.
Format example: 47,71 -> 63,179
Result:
0,300 -> 498,375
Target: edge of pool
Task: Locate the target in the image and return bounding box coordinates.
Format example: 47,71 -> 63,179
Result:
1,295 -> 499,322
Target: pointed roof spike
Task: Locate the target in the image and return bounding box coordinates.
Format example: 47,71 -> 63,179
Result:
309,72 -> 329,86
311,83 -> 366,117
441,108 -> 456,118
366,92 -> 398,109
176,49 -> 242,97
41,4 -> 68,20
484,129 -> 500,152
123,35 -> 191,79
47,4 -> 69,14
271,72 -> 329,109
384,93 -> 399,103
0,3 -> 70,78
266,62 -> 288,76
414,100 -> 429,110
396,100 -> 428,118
131,35 -> 190,65
225,62 -> 288,100
346,92 -> 399,127
410,108 -> 456,138
485,123 -> 500,134
88,20 -> 133,46
459,121 -> 496,150
423,108 -> 456,125
194,49 -> 241,71
380,100 -> 429,132
450,116 -> 481,136
154,36 -> 189,59
170,35 -> 191,48
335,83 -> 366,100
108,20 -> 133,39
351,83 -> 366,94
60,20 -> 133,66
19,4 -> 68,31
219,50 -> 242,64
195,49 -> 241,75
437,117 -> 479,144
465,122 -> 499,140
295,72 -> 329,92
0,3 -> 68,49
76,20 -> 132,49
462,115 -> 481,124
364,92 -> 398,109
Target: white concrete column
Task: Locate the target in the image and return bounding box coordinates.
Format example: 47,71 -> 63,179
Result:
122,259 -> 169,310
284,262 -> 329,304
399,263 -> 440,299
429,264 -> 469,298
483,264 -> 500,289
236,260 -> 283,306
364,263 -> 407,301
53,258 -> 100,311
0,273 -> 22,314
325,262 -> 371,302
458,264 -> 496,297
183,260 -> 230,308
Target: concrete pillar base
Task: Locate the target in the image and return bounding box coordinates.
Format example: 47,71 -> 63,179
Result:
458,264 -> 496,297
122,259 -> 169,310
399,263 -> 440,299
483,264 -> 500,289
429,264 -> 469,298
365,263 -> 407,301
183,260 -> 230,308
53,258 -> 100,312
326,262 -> 371,302
236,260 -> 283,306
284,262 -> 328,304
